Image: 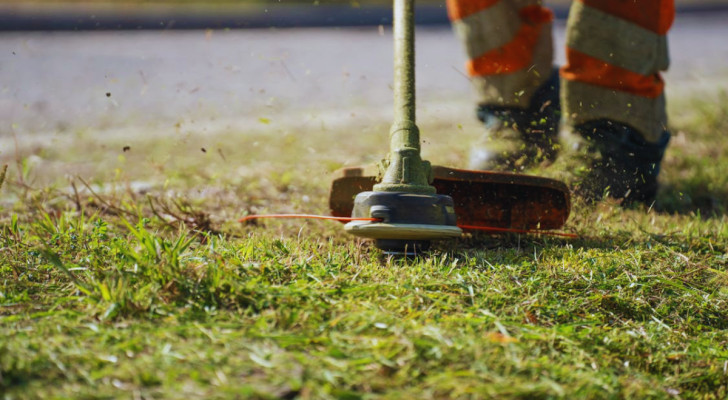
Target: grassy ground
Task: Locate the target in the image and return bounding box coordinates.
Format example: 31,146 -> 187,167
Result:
1,91 -> 728,399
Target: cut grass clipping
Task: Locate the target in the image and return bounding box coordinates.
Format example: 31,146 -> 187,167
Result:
1,92 -> 728,398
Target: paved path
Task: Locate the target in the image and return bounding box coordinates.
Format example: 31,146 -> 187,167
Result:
1,12 -> 727,142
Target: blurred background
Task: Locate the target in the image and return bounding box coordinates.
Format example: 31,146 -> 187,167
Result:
1,0 -> 728,185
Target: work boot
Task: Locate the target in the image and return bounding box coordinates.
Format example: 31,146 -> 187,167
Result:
567,119 -> 671,205
469,69 -> 561,171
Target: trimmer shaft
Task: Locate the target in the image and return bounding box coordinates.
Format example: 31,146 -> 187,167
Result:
345,0 -> 462,252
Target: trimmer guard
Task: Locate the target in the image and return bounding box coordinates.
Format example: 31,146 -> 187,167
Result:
330,165 -> 570,232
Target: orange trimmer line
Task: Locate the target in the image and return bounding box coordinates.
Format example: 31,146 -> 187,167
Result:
238,214 -> 578,238
238,214 -> 381,223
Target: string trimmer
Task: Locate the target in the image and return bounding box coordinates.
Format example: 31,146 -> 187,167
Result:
328,0 -> 571,252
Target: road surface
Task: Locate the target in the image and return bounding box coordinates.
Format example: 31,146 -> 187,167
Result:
1,12 -> 727,145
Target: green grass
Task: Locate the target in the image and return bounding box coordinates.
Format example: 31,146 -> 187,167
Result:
1,92 -> 728,399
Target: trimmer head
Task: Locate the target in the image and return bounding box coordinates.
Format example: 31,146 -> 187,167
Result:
345,191 -> 461,253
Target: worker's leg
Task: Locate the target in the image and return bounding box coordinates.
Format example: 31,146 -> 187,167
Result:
448,0 -> 554,106
447,0 -> 560,170
561,0 -> 674,202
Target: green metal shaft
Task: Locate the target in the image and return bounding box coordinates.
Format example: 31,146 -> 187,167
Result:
393,0 -> 416,125
373,0 -> 435,194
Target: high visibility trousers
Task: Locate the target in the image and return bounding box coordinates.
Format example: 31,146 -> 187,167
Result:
447,0 -> 675,143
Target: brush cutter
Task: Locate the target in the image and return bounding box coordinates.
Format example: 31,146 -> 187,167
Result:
329,0 -> 571,252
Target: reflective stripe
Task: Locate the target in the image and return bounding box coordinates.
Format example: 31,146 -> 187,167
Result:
566,1 -> 670,75
451,0 -> 522,61
579,0 -> 675,35
446,0 -> 500,21
471,23 -> 553,106
563,80 -> 668,143
562,48 -> 664,99
467,6 -> 553,76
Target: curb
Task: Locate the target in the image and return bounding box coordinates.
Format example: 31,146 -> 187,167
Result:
1,3 -> 727,31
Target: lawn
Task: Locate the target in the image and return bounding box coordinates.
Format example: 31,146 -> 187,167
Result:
1,90 -> 728,398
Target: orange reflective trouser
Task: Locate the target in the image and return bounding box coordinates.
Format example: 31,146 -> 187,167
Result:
447,0 -> 675,143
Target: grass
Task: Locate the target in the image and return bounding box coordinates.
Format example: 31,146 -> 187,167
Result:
1,91 -> 728,399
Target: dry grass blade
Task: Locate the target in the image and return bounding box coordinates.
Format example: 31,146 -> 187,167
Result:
76,176 -> 137,218
0,164 -> 7,191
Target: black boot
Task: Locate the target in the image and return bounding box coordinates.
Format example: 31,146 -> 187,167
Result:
469,68 -> 561,171
572,119 -> 670,205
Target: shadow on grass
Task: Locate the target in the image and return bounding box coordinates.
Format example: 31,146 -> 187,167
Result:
449,231 -> 635,253
448,227 -> 723,256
